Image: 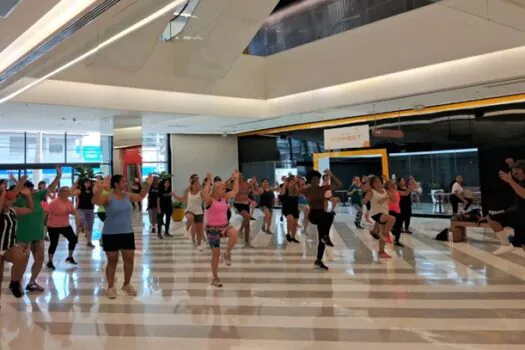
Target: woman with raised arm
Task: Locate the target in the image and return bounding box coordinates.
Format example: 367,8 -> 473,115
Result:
183,179 -> 205,250
253,178 -> 277,234
202,170 -> 239,287
46,186 -> 80,270
1,177 -> 34,301
93,174 -> 153,299
362,176 -> 396,259
76,178 -> 96,248
157,178 -> 175,239
304,169 -> 342,270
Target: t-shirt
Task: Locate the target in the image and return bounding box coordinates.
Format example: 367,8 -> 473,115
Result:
147,187 -> 159,209
348,185 -> 363,205
14,190 -> 47,243
47,199 -> 74,228
452,182 -> 463,195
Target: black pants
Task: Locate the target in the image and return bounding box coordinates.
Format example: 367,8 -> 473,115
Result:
47,226 -> 77,255
308,209 -> 334,261
389,211 -> 402,241
158,208 -> 173,234
450,195 -> 472,214
399,204 -> 412,230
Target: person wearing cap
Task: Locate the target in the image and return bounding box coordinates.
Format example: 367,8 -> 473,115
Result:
488,159 -> 525,254
12,166 -> 61,293
1,176 -> 35,302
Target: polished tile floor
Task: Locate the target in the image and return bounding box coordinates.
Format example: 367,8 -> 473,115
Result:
2,210 -> 525,349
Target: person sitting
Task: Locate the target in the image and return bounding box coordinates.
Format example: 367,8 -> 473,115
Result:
487,159 -> 525,255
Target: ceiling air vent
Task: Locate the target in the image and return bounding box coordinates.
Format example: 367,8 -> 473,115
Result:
0,0 -> 120,85
0,0 -> 20,18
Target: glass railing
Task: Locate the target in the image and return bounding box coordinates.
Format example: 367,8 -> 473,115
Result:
246,0 -> 439,56
160,0 -> 200,42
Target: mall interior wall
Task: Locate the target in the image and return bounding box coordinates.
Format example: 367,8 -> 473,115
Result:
170,134 -> 239,194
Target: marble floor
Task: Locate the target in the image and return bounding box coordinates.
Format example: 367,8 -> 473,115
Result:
1,211 -> 525,349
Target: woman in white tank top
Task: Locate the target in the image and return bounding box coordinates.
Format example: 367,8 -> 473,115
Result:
183,180 -> 205,250
362,176 -> 396,259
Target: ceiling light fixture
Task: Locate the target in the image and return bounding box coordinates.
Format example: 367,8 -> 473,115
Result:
0,0 -> 97,75
0,0 -> 186,105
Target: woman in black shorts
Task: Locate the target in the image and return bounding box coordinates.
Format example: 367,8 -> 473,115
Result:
254,178 -> 276,234
280,176 -> 301,243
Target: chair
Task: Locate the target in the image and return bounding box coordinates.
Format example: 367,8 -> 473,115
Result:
432,190 -> 445,213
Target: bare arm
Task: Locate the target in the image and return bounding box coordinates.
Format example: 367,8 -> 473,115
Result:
327,170 -> 343,190
72,207 -> 79,229
92,178 -> 110,206
47,166 -> 62,194
500,171 -> 525,199
202,173 -> 213,205
129,175 -> 153,202
225,170 -> 240,200
362,191 -> 372,205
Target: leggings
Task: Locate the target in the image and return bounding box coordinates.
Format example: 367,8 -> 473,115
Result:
450,195 -> 472,214
148,208 -> 158,226
399,204 -> 411,230
389,211 -> 402,240
308,209 -> 334,261
352,203 -> 363,225
47,226 -> 77,255
158,208 -> 173,233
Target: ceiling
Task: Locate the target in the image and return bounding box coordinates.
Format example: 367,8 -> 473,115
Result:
1,0 -> 525,134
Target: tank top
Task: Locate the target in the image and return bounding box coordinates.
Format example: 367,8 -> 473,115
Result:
102,193 -> 133,235
369,189 -> 389,217
206,199 -> 228,226
186,191 -> 203,215
259,190 -> 275,208
78,190 -> 94,210
388,191 -> 401,214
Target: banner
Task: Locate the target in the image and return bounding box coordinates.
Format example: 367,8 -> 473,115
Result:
324,125 -> 370,150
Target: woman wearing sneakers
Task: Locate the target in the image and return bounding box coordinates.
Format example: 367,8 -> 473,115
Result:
385,180 -> 404,248
304,169 -> 342,270
184,179 -> 205,250
362,176 -> 396,259
46,186 -> 80,270
202,171 -> 239,287
280,176 -> 301,243
93,174 -> 153,299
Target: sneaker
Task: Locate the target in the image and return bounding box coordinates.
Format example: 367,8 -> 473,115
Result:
44,235 -> 50,242
286,234 -> 292,242
25,282 -> 45,293
493,245 -> 514,255
394,241 -> 405,248
46,261 -> 56,270
292,238 -> 300,244
107,286 -> 117,299
383,234 -> 393,244
321,236 -> 334,247
355,224 -> 364,229
404,229 -> 413,234
87,242 -> 96,248
165,232 -> 173,238
250,217 -> 256,221
65,257 -> 78,265
151,227 -> 156,233
8,281 -> 23,298
266,230 -> 273,235
211,278 -> 223,287
121,284 -> 138,296
314,260 -> 329,270
223,250 -> 232,266
378,251 -> 392,259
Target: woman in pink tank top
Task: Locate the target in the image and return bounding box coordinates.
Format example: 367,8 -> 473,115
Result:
386,180 -> 404,248
202,170 -> 240,288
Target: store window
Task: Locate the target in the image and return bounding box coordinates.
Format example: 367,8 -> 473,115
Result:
0,132 -> 25,163
142,133 -> 169,177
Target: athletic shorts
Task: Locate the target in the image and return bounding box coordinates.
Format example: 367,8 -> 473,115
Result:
101,233 -> 135,252
259,205 -> 273,213
371,213 -> 386,224
283,206 -> 300,219
234,203 -> 250,214
186,212 -> 204,224
206,225 -> 229,248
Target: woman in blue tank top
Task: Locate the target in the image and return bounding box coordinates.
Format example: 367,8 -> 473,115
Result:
93,174 -> 153,299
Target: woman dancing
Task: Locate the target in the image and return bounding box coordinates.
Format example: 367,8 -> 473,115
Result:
363,176 -> 396,259
253,178 -> 276,234
385,180 -> 404,247
184,179 -> 205,250
233,174 -> 254,247
202,171 -> 239,287
304,169 -> 342,270
297,177 -> 310,234
157,178 -> 174,239
76,178 -> 96,248
280,176 -> 301,243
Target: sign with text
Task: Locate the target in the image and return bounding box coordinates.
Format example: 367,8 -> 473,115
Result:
324,125 -> 370,150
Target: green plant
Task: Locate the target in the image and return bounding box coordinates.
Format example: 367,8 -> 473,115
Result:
74,165 -> 102,182
429,181 -> 442,190
172,200 -> 184,209
155,171 -> 173,180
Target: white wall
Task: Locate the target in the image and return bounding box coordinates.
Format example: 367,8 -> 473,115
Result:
170,134 -> 238,194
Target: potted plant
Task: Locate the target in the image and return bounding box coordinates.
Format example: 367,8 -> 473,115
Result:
74,165 -> 103,182
171,200 -> 185,222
